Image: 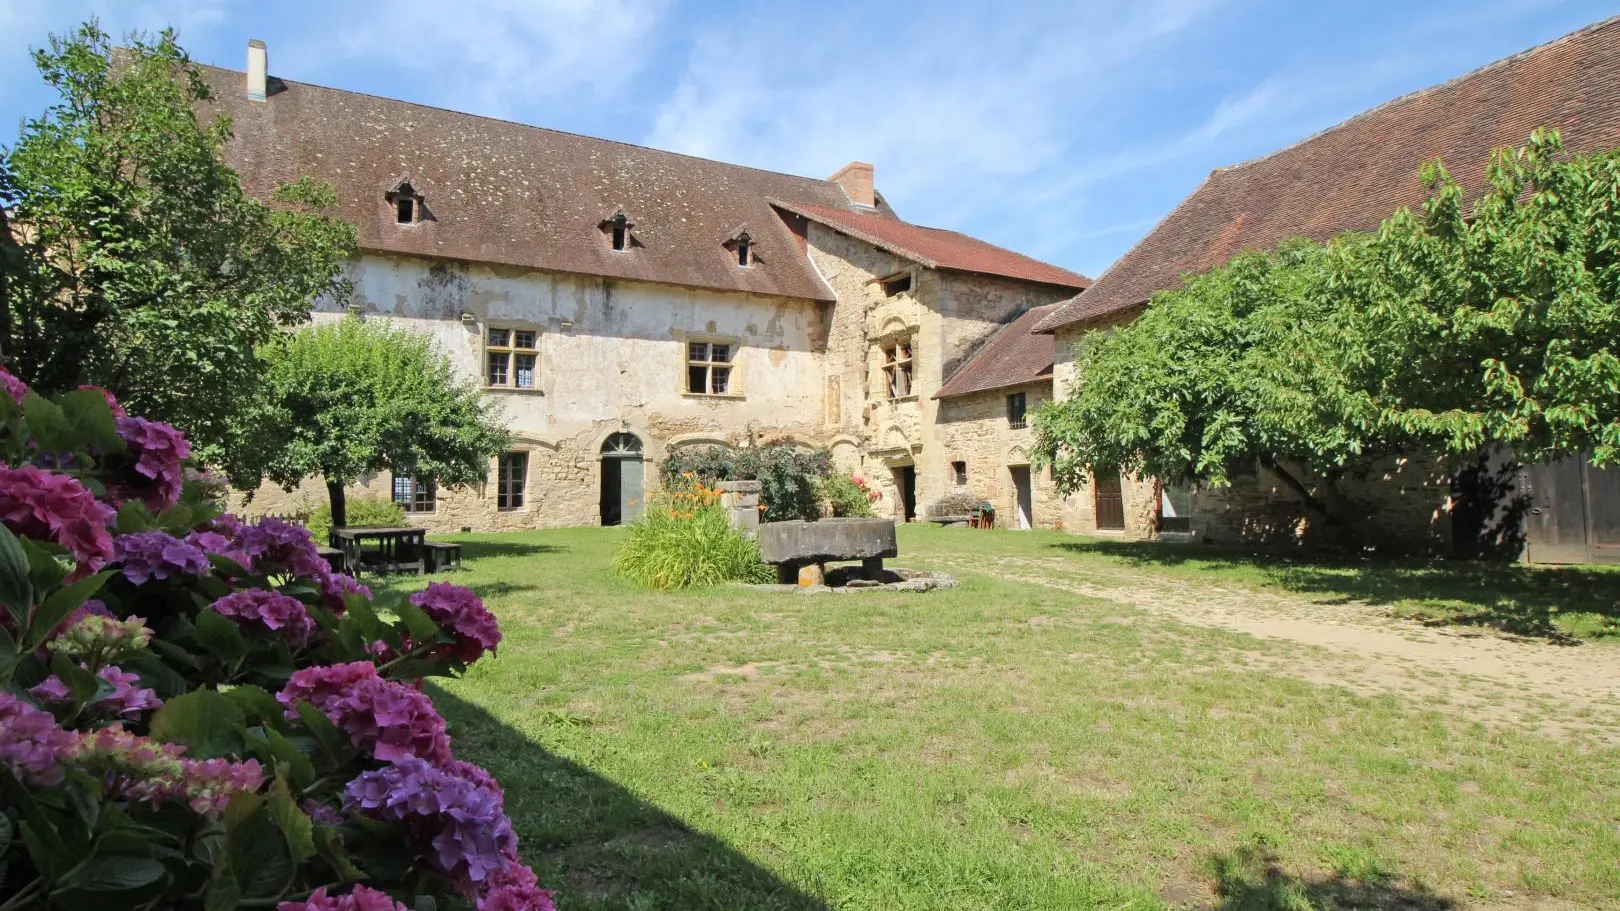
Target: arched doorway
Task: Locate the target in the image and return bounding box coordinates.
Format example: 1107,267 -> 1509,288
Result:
600,432 -> 645,526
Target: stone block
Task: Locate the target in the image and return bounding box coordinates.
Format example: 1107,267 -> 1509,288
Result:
757,518 -> 899,565
797,563 -> 825,587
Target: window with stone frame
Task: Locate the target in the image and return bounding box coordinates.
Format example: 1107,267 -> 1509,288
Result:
1007,392 -> 1028,429
485,327 -> 538,389
391,475 -> 436,513
883,338 -> 914,398
496,452 -> 528,510
686,339 -> 735,395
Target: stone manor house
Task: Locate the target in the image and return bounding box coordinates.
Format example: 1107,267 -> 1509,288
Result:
214,43 -> 1090,531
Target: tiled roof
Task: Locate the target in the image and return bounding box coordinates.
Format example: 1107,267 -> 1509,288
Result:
1035,15 -> 1620,333
198,65 -> 863,302
934,303 -> 1061,399
771,201 -> 1091,290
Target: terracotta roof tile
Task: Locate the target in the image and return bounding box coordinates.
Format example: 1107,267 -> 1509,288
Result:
934,303 -> 1061,399
1035,16 -> 1620,333
771,201 -> 1091,290
198,65 -> 859,301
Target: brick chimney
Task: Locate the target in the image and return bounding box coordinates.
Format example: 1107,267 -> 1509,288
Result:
246,39 -> 267,101
829,161 -> 875,208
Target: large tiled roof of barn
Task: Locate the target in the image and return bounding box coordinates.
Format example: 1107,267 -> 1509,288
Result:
1034,15 -> 1620,333
196,65 -> 872,302
771,201 -> 1090,290
934,303 -> 1062,399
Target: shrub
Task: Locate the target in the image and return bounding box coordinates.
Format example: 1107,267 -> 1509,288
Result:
928,490 -> 989,517
0,373 -> 557,911
822,474 -> 880,518
660,444 -> 832,522
308,495 -> 406,545
614,483 -> 772,590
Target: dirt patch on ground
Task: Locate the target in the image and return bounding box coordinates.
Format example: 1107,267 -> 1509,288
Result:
919,552 -> 1620,744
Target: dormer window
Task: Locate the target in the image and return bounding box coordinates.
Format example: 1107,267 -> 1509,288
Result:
736,232 -> 752,267
388,178 -> 422,225
601,211 -> 633,252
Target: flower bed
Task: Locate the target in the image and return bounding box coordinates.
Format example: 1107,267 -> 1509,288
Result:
0,373 -> 555,910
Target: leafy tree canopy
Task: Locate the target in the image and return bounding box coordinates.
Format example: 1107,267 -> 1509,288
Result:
0,21 -> 356,461
225,318 -> 511,527
1033,131 -> 1620,533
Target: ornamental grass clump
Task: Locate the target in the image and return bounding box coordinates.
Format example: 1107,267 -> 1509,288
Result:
614,477 -> 772,590
0,373 -> 556,911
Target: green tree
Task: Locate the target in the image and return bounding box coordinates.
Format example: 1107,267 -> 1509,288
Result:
0,21 -> 355,459
226,317 -> 511,528
1330,129 -> 1620,465
1031,239 -> 1406,535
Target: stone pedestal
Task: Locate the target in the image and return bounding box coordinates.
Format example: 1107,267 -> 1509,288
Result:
717,480 -> 762,538
759,518 -> 899,583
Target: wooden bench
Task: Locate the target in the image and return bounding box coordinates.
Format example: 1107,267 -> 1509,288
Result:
422,541 -> 462,573
316,546 -> 349,575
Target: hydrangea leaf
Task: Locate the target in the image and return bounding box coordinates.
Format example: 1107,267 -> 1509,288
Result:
149,688 -> 246,759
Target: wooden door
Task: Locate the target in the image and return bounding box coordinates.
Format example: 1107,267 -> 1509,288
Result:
1584,461 -> 1620,562
1010,466 -> 1033,530
1094,472 -> 1125,531
1525,456 -> 1592,563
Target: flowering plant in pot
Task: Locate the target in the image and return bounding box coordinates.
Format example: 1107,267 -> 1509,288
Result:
0,374 -> 553,910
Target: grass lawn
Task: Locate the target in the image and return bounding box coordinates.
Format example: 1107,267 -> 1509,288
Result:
374,526 -> 1619,910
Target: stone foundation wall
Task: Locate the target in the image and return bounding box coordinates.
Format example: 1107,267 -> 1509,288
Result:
1190,456 -> 1454,553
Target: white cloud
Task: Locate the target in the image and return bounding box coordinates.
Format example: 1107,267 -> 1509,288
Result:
283,0 -> 672,117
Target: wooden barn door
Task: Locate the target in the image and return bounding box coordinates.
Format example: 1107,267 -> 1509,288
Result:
1094,472 -> 1125,531
1524,455 -> 1620,563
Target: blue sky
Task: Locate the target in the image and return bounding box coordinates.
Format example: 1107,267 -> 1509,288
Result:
1,0 -> 1614,279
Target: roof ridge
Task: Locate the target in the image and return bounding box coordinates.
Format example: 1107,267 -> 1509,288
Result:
1211,15 -> 1620,176
191,61 -> 850,192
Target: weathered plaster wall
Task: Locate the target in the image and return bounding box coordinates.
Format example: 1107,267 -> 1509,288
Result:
238,253 -> 830,530
935,382 -> 1064,528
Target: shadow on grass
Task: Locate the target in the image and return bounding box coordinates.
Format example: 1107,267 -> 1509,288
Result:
431,686 -> 829,911
1205,846 -> 1455,911
1050,539 -> 1620,642
449,540 -> 567,560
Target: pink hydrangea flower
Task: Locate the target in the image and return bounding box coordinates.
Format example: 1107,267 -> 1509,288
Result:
108,416 -> 191,512
0,465 -> 116,576
0,691 -> 77,786
0,367 -> 29,403
478,860 -> 557,911
30,664 -> 161,719
410,582 -> 502,663
208,589 -> 317,646
277,885 -> 410,911
72,725 -> 263,817
114,530 -> 211,584
315,566 -> 370,616
76,385 -> 126,418
345,756 -> 517,886
235,517 -> 327,580
278,661 -> 452,764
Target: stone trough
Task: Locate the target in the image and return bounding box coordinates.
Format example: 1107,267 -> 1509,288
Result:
753,517 -> 957,593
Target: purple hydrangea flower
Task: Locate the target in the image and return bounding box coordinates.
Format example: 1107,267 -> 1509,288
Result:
235,517 -> 327,580
278,661 -> 452,764
185,528 -> 250,568
410,582 -> 502,663
315,566 -> 370,616
345,756 -> 517,886
114,530 -> 211,585
109,416 -> 191,512
300,798 -> 346,828
0,690 -> 77,786
0,465 -> 116,577
208,589 -> 318,646
30,664 -> 160,719
0,367 -> 29,403
277,885 -> 410,911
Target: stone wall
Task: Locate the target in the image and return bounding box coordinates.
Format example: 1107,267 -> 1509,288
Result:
934,382 -> 1063,528
1191,456 -> 1454,553
236,253 -> 830,531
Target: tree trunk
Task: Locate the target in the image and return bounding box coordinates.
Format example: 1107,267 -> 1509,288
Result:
326,479 -> 348,531
1261,456 -> 1359,549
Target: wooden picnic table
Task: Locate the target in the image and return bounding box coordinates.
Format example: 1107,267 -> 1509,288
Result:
329,526 -> 426,576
